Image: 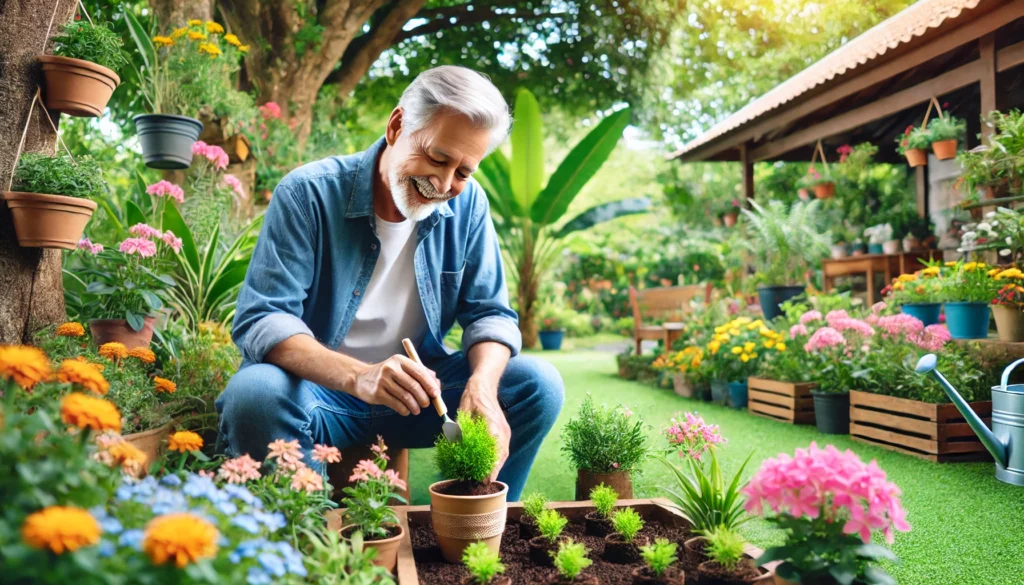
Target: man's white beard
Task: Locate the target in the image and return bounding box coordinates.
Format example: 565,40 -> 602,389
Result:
388,166 -> 445,222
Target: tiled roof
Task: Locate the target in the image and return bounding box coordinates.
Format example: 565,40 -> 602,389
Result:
670,0 -> 984,159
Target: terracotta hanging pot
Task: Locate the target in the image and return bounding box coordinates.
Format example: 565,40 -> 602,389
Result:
813,182 -> 835,199
575,468 -> 633,500
38,55 -> 120,117
2,191 -> 96,249
931,139 -> 958,160
904,148 -> 927,167
340,523 -> 404,573
89,317 -> 156,349
723,212 -> 738,227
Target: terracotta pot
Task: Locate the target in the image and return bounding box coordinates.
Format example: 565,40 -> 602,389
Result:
2,191 -> 96,249
519,515 -> 540,540
931,139 -> 958,160
584,511 -> 613,537
993,305 -> 1024,342
575,469 -> 633,500
123,422 -> 171,470
89,317 -> 156,349
631,565 -> 685,585
428,480 -> 508,563
603,533 -> 648,564
882,240 -> 901,255
902,236 -> 919,253
904,148 -> 927,167
723,212 -> 738,228
682,537 -> 709,576
529,536 -> 558,567
38,55 -> 119,117
672,373 -> 696,398
341,523 -> 403,573
813,182 -> 835,199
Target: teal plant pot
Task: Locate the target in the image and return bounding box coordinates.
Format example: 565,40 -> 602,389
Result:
710,380 -> 728,405
727,381 -> 748,409
901,303 -> 942,327
944,302 -> 990,339
538,330 -> 564,350
868,243 -> 884,254
848,243 -> 867,255
757,285 -> 805,321
133,113 -> 203,170
811,391 -> 850,434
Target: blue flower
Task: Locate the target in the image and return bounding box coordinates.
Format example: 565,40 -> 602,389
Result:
258,551 -> 286,577
99,515 -> 123,534
223,484 -> 261,507
231,514 -> 261,534
215,500 -> 239,516
232,537 -> 268,562
247,567 -> 272,585
161,474 -> 182,486
253,510 -> 286,532
119,529 -> 144,551
98,540 -> 116,558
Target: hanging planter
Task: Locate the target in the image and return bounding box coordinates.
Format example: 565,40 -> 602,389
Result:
924,99 -> 964,161
38,19 -> 127,117
723,211 -> 739,227
134,114 -> 205,170
813,181 -> 835,199
797,141 -> 835,200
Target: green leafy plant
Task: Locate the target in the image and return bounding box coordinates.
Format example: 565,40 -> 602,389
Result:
536,509 -> 569,543
11,153 -> 105,199
341,437 -> 407,540
639,538 -> 679,578
552,539 -> 593,581
740,199 -> 831,286
611,507 -> 645,542
894,125 -> 931,155
589,484 -> 618,518
956,110 -> 1024,198
560,394 -> 649,474
462,541 -> 505,584
51,20 -> 129,72
937,260 -> 1000,304
705,526 -> 747,571
796,166 -> 833,189
299,526 -> 397,585
927,115 -> 965,143
522,491 -> 549,520
434,412 -> 498,484
658,450 -> 752,533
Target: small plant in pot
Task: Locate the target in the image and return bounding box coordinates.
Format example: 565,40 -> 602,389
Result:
40,19 -> 127,117
800,310 -> 875,434
926,114 -> 965,160
550,539 -> 597,585
894,125 -> 931,167
340,436 -> 408,572
696,527 -> 763,584
561,394 -> 649,499
536,302 -> 567,351
634,538 -> 684,585
429,412 -> 508,563
937,260 -> 999,339
603,506 -> 648,564
992,282 -> 1024,342
529,509 -> 569,567
885,268 -> 942,326
3,153 -> 102,250
518,491 -> 549,540
797,167 -> 835,199
462,541 -> 511,585
863,223 -> 893,255
584,483 -> 618,537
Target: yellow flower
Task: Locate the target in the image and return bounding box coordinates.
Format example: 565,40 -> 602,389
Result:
893,281 -> 905,291
921,266 -> 940,277
963,262 -> 985,272
238,44 -> 249,53
996,268 -> 1024,280
198,42 -> 222,57
989,268 -> 1001,277
170,27 -> 188,39
168,430 -> 203,452
777,343 -> 787,351
730,346 -> 743,355
205,21 -> 224,34
98,342 -> 128,361
897,273 -> 918,282
57,359 -> 109,395
0,345 -> 52,390
223,33 -> 241,46
153,376 -> 177,394
128,347 -> 156,364
743,341 -> 756,353
143,513 -> 218,567
764,340 -> 775,349
61,393 -> 121,433
108,440 -> 149,470
707,340 -> 721,354
740,354 -> 751,363
56,322 -> 85,337
21,506 -> 100,554
187,30 -> 207,41
188,19 -> 202,26
153,35 -> 174,47
729,328 -> 740,336
945,261 -> 957,267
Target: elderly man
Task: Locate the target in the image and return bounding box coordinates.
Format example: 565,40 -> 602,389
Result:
217,66 -> 564,499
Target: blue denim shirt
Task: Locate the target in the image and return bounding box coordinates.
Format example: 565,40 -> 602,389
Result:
232,136 -> 521,365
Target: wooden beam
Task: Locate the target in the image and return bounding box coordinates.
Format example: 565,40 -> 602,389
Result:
979,34 -> 997,139
752,59 -> 984,161
916,166 -> 927,219
740,142 -> 754,201
996,39 -> 1024,72
674,0 -> 1024,162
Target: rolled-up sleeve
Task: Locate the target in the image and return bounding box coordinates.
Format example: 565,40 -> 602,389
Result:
457,190 -> 522,356
232,185 -> 316,364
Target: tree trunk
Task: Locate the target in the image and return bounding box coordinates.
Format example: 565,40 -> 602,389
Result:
0,0 -> 78,345
153,0 -> 214,29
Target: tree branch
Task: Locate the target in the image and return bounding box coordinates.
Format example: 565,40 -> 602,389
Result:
321,0 -> 426,89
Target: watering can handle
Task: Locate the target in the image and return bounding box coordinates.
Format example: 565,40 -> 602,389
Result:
1000,358 -> 1024,392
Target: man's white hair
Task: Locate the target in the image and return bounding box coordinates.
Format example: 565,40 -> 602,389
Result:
398,65 -> 511,154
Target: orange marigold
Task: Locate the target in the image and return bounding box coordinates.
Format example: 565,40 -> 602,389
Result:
153,376 -> 177,394
75,355 -> 105,372
98,342 -> 128,361
0,345 -> 52,390
128,347 -> 157,364
21,506 -> 101,554
108,440 -> 148,477
56,322 -> 86,337
143,513 -> 218,567
60,392 -> 121,433
57,359 -> 110,395
168,430 -> 203,452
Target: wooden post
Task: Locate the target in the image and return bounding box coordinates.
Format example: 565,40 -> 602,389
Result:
979,34 -> 998,141
915,165 -> 928,219
740,142 -> 754,202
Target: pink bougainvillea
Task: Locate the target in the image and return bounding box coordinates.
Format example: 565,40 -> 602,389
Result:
146,180 -> 185,204
665,412 -> 726,461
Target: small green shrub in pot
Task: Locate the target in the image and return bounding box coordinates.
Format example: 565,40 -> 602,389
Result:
561,394 -> 649,499
552,539 -> 593,582
11,153 -> 105,199
926,115 -> 965,143
522,491 -> 549,521
433,412 -> 498,486
704,526 -> 746,571
51,20 -> 129,72
5,154 -> 104,250
536,509 -> 569,544
639,538 -> 679,579
462,541 -> 506,585
610,507 -> 645,542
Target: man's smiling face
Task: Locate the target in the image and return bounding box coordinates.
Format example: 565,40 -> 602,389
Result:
385,109 -> 492,222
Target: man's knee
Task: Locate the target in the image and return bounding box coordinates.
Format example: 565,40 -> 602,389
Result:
504,355 -> 565,424
218,363 -> 299,424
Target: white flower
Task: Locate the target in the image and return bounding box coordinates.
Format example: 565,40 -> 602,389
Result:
978,222 -> 991,231
986,211 -> 997,219
1007,237 -> 1013,245
991,221 -> 999,227
1000,249 -> 1012,256
963,231 -> 977,239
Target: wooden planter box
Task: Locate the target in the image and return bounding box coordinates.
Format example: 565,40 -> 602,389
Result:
849,390 -> 993,462
327,498 -> 774,584
747,377 -> 816,425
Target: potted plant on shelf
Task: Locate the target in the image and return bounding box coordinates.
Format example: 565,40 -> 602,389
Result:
696,527 -> 765,584
894,124 -> 930,167
3,154 -> 103,250
560,394 -> 649,499
848,237 -> 866,256
863,223 -> 893,255
956,111 -> 1024,201
550,540 -> 597,585
801,310 -> 875,434
741,200 -> 830,321
340,436 -> 408,572
635,538 -> 684,585
462,541 -> 511,585
926,114 -> 965,160
536,302 -> 566,351
518,491 -> 549,540
40,19 -> 127,117
938,261 -> 999,339
429,412 -> 508,563
602,506 -> 647,564
885,267 -> 943,326
746,443 -> 910,585
992,280 -> 1024,342
585,484 -> 618,537
529,509 -> 569,567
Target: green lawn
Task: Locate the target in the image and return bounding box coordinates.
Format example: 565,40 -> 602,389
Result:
409,350 -> 1024,585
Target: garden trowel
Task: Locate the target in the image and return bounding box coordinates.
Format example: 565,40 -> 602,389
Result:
402,338 -> 462,443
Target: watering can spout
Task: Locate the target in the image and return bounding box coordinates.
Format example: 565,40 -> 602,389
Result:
915,354 -> 1008,467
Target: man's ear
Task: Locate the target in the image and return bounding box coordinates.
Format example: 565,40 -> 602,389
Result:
385,107 -> 403,146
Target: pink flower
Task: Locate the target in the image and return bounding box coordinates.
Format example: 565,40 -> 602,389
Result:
118,237 -> 157,258
830,317 -> 875,338
911,324 -> 951,351
871,302 -> 887,315
146,180 -> 185,204
266,438 -> 304,472
312,444 -> 341,464
384,469 -> 407,491
161,230 -> 183,253
349,459 -> 384,483
665,412 -> 726,461
621,406 -> 633,418
876,314 -> 924,340
290,465 -> 323,493
259,102 -> 282,120
804,327 -> 846,352
198,469 -> 215,479
825,310 -> 851,327
218,454 -> 262,484
129,223 -> 163,239
370,441 -> 390,461
223,174 -> 246,199
77,237 -> 103,255
789,323 -> 809,338
192,140 -> 229,170
799,310 -> 823,325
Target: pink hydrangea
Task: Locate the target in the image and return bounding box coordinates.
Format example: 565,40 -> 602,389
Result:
665,412 -> 726,461
259,102 -> 282,120
119,237 -> 157,258
830,317 -> 875,338
146,180 -> 185,204
129,223 -> 162,239
290,464 -> 323,493
799,310 -> 823,325
876,314 -> 924,340
192,140 -> 229,170
911,324 -> 951,352
804,327 -> 846,352
77,237 -> 103,255
223,174 -> 246,199
312,444 -> 342,464
825,310 -> 851,327
743,442 -> 911,544
218,454 -> 262,484
789,323 -> 809,338
266,438 -> 304,472
161,230 -> 183,253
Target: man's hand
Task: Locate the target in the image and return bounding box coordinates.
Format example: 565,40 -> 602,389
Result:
459,376 -> 511,481
351,356 -> 440,416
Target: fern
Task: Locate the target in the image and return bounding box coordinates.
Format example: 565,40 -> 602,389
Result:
740,200 -> 831,286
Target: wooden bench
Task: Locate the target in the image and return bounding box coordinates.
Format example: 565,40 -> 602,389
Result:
629,283 -> 713,355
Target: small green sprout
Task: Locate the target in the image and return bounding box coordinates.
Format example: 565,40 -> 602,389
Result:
536,509 -> 568,544
705,526 -> 746,570
611,507 -> 645,542
553,539 -> 593,580
640,538 -> 678,578
462,541 -> 505,584
589,484 -> 618,519
522,492 -> 549,521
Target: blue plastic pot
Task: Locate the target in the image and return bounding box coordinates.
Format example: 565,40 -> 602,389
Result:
538,330 -> 564,350
944,302 -> 990,339
727,381 -> 748,409
710,380 -> 729,405
901,303 -> 942,326
868,243 -> 884,254
757,285 -> 806,321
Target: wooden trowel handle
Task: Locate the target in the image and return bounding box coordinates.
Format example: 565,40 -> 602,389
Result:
401,338 -> 447,417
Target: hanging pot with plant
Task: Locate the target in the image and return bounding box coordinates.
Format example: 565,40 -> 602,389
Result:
894,125 -> 930,168
39,18 -> 126,117
924,100 -> 964,161
3,152 -> 101,250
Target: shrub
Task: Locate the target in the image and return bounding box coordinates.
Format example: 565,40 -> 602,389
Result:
927,115 -> 965,142
12,153 -> 105,199
462,541 -> 505,584
560,394 -> 649,474
705,526 -> 746,571
613,317 -> 635,336
640,538 -> 678,578
553,539 -> 592,581
589,484 -> 618,518
536,509 -> 568,544
522,491 -> 549,520
434,412 -> 498,483
611,507 -> 644,542
51,20 -> 129,72
894,125 -> 931,155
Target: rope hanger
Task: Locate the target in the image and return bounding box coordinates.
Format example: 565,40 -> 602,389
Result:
920,96 -> 946,129
808,139 -> 829,174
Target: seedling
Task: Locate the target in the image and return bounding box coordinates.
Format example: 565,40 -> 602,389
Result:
553,539 -> 593,581
640,538 -> 678,578
611,507 -> 645,542
705,526 -> 746,571
434,413 -> 498,483
462,541 -> 505,584
522,491 -> 549,521
536,509 -> 568,544
589,484 -> 618,518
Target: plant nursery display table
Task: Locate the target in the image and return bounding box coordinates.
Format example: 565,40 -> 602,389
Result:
822,252 -> 933,305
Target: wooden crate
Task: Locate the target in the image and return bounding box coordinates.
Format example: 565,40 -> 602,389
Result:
747,377 -> 816,425
849,390 -> 993,462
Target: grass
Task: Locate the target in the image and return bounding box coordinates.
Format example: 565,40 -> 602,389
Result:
408,349 -> 1024,585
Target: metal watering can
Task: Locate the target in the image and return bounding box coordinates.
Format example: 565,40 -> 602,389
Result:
916,354 -> 1024,486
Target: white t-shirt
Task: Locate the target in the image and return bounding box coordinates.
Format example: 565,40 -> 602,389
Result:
337,215 -> 427,363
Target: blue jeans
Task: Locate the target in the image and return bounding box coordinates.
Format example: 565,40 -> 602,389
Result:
215,352 -> 564,500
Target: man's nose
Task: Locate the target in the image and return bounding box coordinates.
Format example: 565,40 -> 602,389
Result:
431,171 -> 454,196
